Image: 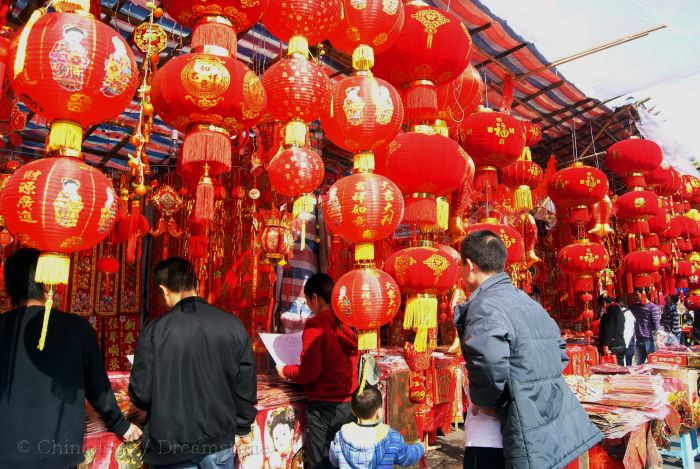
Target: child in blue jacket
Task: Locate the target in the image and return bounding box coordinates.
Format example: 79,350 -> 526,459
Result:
329,384 -> 424,469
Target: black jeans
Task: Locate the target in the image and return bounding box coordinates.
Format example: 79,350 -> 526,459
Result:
624,338 -> 636,366
305,401 -> 353,469
464,447 -> 505,469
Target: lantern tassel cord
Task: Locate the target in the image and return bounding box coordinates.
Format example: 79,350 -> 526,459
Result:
37,287 -> 54,351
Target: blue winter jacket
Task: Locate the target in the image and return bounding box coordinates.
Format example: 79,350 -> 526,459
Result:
329,422 -> 423,469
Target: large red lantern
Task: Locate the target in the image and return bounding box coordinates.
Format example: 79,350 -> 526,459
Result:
615,190 -> 660,235
332,267 -> 400,350
682,175 -> 700,207
263,0 -> 342,50
321,74 -> 404,155
163,0 -> 269,35
624,250 -> 666,291
324,172 -> 404,260
382,131 -> 471,227
557,239 -> 609,292
606,137 -> 663,189
647,164 -> 681,197
464,220 -> 524,265
9,10 -> 138,155
373,2 -> 471,124
548,162 -> 609,226
456,109 -> 526,192
435,64 -> 483,125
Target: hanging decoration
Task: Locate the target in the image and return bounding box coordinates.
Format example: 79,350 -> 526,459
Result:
548,162 -> 609,229
605,136 -> 662,190
149,184 -> 186,258
435,64 -> 483,127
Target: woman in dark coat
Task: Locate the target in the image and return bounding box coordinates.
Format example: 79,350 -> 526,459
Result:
599,303 -> 627,365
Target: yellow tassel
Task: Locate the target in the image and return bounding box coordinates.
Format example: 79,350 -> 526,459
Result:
37,288 -> 54,351
513,186 -> 533,212
520,146 -> 532,161
353,151 -> 375,173
433,120 -> 449,137
48,121 -> 83,153
300,219 -> 306,251
54,0 -> 90,13
293,194 -> 314,218
405,295 -> 437,328
35,253 -> 71,285
436,197 -> 449,232
13,8 -> 45,79
284,120 -> 307,147
358,330 -> 377,351
403,306 -> 414,330
414,327 -> 428,353
288,35 -> 309,58
354,243 -> 375,262
352,45 -> 375,71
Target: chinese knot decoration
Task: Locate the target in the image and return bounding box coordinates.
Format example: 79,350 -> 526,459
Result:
149,184 -> 185,258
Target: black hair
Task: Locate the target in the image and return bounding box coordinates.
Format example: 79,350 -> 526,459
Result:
269,409 -> 294,432
352,384 -> 383,420
303,273 -> 334,304
606,303 -> 623,316
4,248 -> 45,306
460,230 -> 507,273
671,294 -> 679,304
154,257 -> 197,293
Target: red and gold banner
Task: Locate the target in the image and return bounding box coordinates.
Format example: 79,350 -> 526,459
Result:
69,246 -> 97,316
104,314 -> 141,371
96,243 -> 120,316
119,247 -> 141,314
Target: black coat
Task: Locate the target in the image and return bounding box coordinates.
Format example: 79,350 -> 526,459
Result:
454,273 -> 602,469
129,296 -> 257,466
599,306 -> 626,350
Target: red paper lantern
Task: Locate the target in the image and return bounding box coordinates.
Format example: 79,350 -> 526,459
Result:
163,0 -> 269,32
624,250 -> 665,290
557,240 -> 609,292
682,175 -> 700,206
676,261 -> 696,289
9,11 -> 138,154
606,137 -> 662,189
382,131 -> 471,226
324,172 -> 403,258
96,255 -> 119,296
331,266 -> 400,349
329,0 -> 405,56
385,243 -> 460,295
615,190 -> 660,235
464,220 -> 524,265
499,158 -> 543,212
321,74 -> 404,154
266,147 -> 324,197
524,122 -> 542,147
435,64 -> 483,125
373,3 -> 471,123
263,0 -> 342,46
257,209 -> 295,264
456,109 -> 526,192
548,162 -> 609,225
647,164 -> 681,197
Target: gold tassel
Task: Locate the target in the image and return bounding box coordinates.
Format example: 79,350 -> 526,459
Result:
520,146 -> 532,161
35,253 -> 71,285
293,194 -> 314,218
436,197 -> 449,232
288,35 -> 309,58
284,120 -> 307,147
13,8 -> 45,78
414,327 -> 428,353
48,121 -> 83,154
405,295 -> 437,329
352,45 -> 375,71
513,185 -> 533,212
54,0 -> 90,13
353,151 -> 375,173
37,287 -> 54,351
354,243 -> 375,262
358,330 -> 377,351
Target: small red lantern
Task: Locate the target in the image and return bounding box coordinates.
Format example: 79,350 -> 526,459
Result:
96,255 -> 119,296
500,158 -> 543,212
524,122 -> 542,147
464,220 -> 524,265
257,209 -> 295,264
557,239 -> 609,292
548,162 -> 609,226
266,147 -> 325,217
373,2 -> 471,123
9,10 -> 139,154
676,261 -> 696,289
331,266 -> 400,350
606,137 -> 663,189
456,109 -> 526,192
435,64 -> 483,125
324,172 -> 404,260
615,190 -> 660,235
624,250 -> 665,291
321,74 -> 404,154
263,0 -> 342,48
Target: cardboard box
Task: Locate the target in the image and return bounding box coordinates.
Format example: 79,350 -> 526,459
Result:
648,352 -> 688,366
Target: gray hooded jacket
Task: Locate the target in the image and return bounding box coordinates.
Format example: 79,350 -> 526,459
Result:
454,272 -> 603,469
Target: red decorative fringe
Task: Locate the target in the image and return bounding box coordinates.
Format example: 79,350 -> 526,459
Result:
678,279 -> 688,289
500,74 -> 514,111
574,276 -> 594,293
191,20 -> 237,55
182,128 -> 232,175
474,167 -> 499,194
633,274 -> 652,289
126,202 -> 142,263
532,155 -> 556,204
195,179 -> 215,222
645,233 -> 659,248
629,219 -> 650,235
569,206 -> 591,225
624,174 -> 647,190
404,196 -> 437,227
404,82 -> 437,124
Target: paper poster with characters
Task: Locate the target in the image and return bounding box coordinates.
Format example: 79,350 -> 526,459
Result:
236,404 -> 305,469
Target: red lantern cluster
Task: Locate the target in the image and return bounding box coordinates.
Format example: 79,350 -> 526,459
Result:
624,250 -> 666,291
263,0 -> 342,48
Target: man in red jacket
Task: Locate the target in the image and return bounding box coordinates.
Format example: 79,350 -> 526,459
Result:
277,273 -> 359,468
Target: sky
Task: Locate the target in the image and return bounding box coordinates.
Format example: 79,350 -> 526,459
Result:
480,0 -> 700,171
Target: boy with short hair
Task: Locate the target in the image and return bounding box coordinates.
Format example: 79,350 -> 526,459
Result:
329,385 -> 424,469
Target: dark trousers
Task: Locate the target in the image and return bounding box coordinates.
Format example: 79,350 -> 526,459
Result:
635,338 -> 655,364
464,447 -> 505,469
624,338 -> 635,366
305,400 -> 353,469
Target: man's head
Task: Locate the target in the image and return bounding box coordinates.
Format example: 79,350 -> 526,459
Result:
351,384 -> 383,422
303,273 -> 334,315
4,248 -> 46,307
459,230 -> 507,292
632,289 -> 645,305
154,257 -> 198,309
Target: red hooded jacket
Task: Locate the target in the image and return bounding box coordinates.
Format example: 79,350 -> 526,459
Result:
283,308 -> 359,402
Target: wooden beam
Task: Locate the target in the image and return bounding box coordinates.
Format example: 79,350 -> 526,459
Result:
534,98 -> 593,123
98,135 -> 130,167
475,42 -> 529,69
512,81 -> 564,108
541,95 -> 622,131
468,23 -> 492,35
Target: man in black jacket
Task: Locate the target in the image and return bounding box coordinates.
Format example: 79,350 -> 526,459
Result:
0,248 -> 141,469
129,257 -> 257,468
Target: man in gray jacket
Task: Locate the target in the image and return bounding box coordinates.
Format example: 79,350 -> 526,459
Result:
454,231 -> 603,469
